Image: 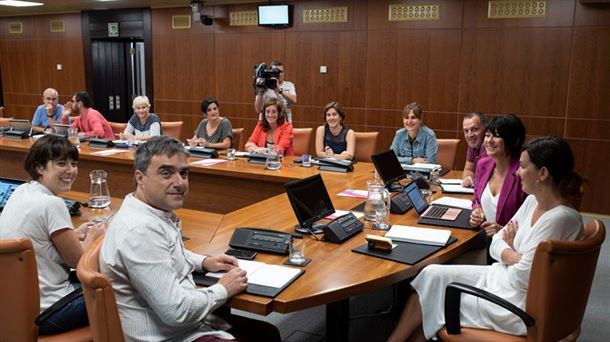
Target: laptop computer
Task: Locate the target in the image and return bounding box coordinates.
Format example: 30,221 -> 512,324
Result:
403,181 -> 474,229
52,123 -> 70,136
8,119 -> 32,137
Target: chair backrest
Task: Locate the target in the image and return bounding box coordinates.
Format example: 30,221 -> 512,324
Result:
77,236 -> 124,342
0,238 -> 40,342
437,139 -> 460,171
0,117 -> 12,128
232,128 -> 244,150
292,127 -> 313,156
108,122 -> 127,136
354,131 -> 379,162
161,121 -> 183,139
525,219 -> 606,342
0,106 -> 5,118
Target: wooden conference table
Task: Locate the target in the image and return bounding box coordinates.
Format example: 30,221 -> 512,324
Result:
2,136 -> 479,341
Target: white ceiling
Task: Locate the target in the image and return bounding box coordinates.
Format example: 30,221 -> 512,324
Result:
0,0 -> 260,17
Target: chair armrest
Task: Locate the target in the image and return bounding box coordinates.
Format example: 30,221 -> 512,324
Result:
444,282 -> 535,334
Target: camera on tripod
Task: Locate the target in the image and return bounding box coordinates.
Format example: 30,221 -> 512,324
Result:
253,63 -> 280,93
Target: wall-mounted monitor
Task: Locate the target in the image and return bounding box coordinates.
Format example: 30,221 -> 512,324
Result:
258,4 -> 291,28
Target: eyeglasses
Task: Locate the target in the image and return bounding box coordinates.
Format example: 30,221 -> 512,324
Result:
45,97 -> 58,101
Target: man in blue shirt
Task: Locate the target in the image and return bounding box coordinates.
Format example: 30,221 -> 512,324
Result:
32,88 -> 64,133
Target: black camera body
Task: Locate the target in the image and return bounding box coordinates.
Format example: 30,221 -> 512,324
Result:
253,63 -> 280,92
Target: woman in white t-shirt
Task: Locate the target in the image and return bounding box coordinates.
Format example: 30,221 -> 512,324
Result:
0,135 -> 105,335
387,137 -> 584,341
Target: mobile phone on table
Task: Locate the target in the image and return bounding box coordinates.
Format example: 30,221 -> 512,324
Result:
225,248 -> 257,260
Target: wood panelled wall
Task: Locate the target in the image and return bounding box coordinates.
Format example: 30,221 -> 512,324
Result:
0,13 -> 85,112
1,0 -> 609,214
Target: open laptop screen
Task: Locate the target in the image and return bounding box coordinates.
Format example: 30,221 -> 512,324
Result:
404,181 -> 429,215
371,150 -> 407,188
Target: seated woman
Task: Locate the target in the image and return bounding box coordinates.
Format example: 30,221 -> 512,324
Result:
122,96 -> 162,141
390,102 -> 438,164
0,135 -> 105,335
470,114 -> 528,239
187,97 -> 233,149
245,98 -> 294,156
387,136 -> 584,342
314,101 -> 355,160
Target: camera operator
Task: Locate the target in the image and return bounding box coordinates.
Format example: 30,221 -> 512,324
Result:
254,60 -> 297,122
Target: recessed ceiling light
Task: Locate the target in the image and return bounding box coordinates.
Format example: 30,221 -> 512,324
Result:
0,0 -> 43,7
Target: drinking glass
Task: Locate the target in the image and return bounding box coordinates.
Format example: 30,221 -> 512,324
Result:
302,154 -> 312,167
68,127 -> 80,147
227,148 -> 236,161
289,237 -> 306,265
265,148 -> 281,170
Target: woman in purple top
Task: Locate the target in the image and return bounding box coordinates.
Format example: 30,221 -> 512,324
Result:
470,115 -> 527,237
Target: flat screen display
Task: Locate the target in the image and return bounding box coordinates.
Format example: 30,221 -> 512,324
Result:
371,150 -> 407,187
285,174 -> 335,228
258,4 -> 290,26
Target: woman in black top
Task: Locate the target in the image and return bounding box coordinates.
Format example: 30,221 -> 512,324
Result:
314,101 -> 355,160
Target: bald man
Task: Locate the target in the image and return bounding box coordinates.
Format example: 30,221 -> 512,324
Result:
32,88 -> 64,133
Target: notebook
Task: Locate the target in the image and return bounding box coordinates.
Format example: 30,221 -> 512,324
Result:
385,225 -> 451,246
403,181 -> 474,230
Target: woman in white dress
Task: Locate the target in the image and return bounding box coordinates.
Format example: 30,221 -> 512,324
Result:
387,136 -> 584,342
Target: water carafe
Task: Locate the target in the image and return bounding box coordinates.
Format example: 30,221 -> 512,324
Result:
364,181 -> 391,230
265,147 -> 282,170
88,170 -> 111,209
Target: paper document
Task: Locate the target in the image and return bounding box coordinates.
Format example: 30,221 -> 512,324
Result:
325,210 -> 364,220
337,189 -> 368,199
385,225 -> 451,246
90,149 -> 130,156
441,184 -> 475,194
206,259 -> 301,289
190,159 -> 228,167
432,196 -> 473,210
439,179 -> 462,185
402,163 -> 442,172
235,151 -> 250,157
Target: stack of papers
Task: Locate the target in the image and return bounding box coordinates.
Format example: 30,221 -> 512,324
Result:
441,184 -> 474,194
402,163 -> 442,173
385,225 -> 451,246
337,189 -> 368,199
325,210 -> 365,220
206,259 -> 302,289
190,159 -> 227,167
432,196 -> 472,210
439,179 -> 462,185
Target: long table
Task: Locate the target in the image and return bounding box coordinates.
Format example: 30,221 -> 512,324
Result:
0,137 -> 358,213
5,137 -> 479,341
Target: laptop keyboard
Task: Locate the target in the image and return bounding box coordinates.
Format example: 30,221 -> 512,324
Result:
424,206 -> 449,219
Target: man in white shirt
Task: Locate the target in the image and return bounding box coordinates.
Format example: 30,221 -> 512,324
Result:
100,136 -> 279,342
254,60 -> 297,122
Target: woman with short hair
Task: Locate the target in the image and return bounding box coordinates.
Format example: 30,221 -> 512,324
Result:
122,95 -> 162,140
0,135 -> 105,335
390,102 -> 438,164
188,97 -> 233,149
314,101 -> 355,160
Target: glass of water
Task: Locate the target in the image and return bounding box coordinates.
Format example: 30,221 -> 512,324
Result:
302,154 -> 312,167
227,148 -> 236,161
265,147 -> 281,170
289,237 -> 306,265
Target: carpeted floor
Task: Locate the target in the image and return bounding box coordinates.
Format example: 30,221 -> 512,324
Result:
235,215 -> 610,342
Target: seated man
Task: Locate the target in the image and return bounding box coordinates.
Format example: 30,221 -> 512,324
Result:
100,136 -> 279,342
32,88 -> 64,133
61,91 -> 114,139
461,112 -> 487,187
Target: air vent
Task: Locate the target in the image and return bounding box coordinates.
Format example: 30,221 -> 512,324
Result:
9,22 -> 23,34
50,20 -> 65,32
230,11 -> 257,26
389,4 -> 440,21
172,15 -> 191,29
488,1 -> 547,18
303,7 -> 348,24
